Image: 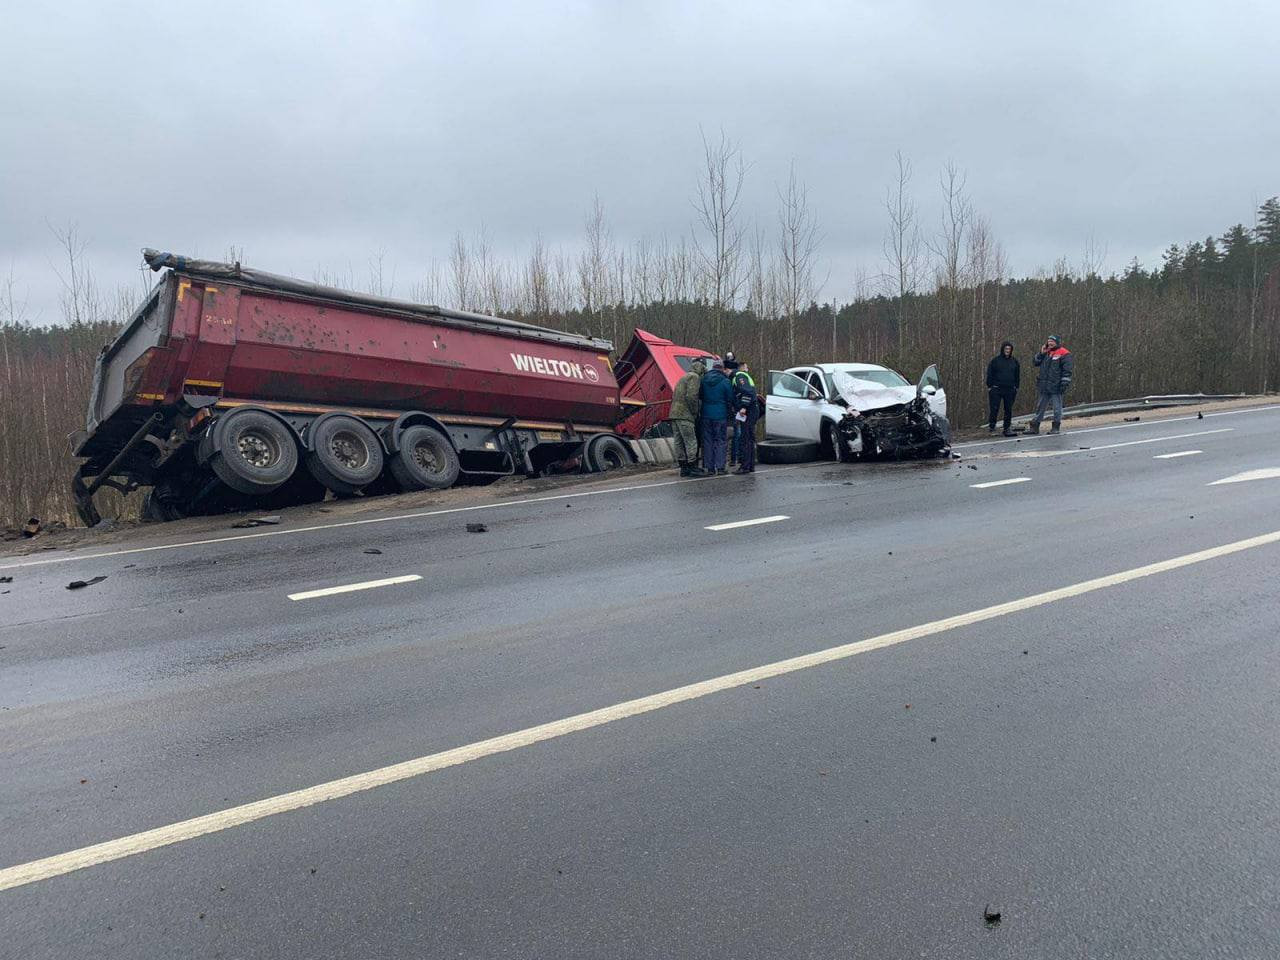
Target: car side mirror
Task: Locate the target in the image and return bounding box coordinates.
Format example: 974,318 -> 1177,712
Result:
923,385 -> 937,396
809,391 -> 823,401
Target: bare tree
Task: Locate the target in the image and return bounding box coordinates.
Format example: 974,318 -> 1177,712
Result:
777,161 -> 822,363
882,152 -> 921,360
448,232 -> 472,310
579,196 -> 614,340
1080,234 -> 1107,401
523,236 -> 552,320
930,161 -> 972,326
692,129 -> 748,343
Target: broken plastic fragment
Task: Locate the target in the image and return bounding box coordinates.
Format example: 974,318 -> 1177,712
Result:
66,576 -> 108,590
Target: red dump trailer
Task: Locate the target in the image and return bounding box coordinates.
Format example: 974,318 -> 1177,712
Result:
71,250 -> 642,524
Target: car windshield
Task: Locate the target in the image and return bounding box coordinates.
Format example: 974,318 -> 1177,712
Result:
675,355 -> 716,373
839,368 -> 909,387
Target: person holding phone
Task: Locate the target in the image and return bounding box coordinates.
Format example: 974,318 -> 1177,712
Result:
1028,335 -> 1073,434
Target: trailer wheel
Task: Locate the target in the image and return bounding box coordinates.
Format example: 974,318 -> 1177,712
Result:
209,408 -> 299,495
388,424 -> 460,491
587,435 -> 634,473
305,415 -> 385,495
757,438 -> 821,464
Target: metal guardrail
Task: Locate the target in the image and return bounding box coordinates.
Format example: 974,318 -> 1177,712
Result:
1009,393 -> 1247,425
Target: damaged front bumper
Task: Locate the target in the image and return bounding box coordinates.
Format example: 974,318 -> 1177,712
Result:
835,397 -> 951,460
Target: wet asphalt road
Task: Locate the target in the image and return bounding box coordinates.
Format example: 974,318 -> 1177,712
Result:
2,405 -> 1280,959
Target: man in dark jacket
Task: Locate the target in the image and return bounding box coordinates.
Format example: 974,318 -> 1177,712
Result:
669,358 -> 705,476
985,341 -> 1020,436
1028,335 -> 1074,434
732,371 -> 759,474
699,361 -> 735,474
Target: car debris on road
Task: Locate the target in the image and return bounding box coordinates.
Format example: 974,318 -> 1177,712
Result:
66,576 -> 108,590
231,516 -> 282,528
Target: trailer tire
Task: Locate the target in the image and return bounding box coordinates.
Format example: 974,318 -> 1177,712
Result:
587,435 -> 634,473
388,424 -> 460,491
757,438 -> 821,464
209,408 -> 298,495
305,415 -> 385,495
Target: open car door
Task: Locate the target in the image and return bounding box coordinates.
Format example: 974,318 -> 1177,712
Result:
766,370 -> 822,440
917,364 -> 947,418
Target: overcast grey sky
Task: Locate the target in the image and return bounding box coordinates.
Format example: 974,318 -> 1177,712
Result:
2,0 -> 1277,323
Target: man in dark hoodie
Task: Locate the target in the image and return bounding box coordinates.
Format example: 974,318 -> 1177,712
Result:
699,360 -> 735,474
985,341 -> 1020,436
1028,335 -> 1074,434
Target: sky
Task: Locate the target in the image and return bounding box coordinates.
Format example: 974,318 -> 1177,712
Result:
2,0 -> 1277,324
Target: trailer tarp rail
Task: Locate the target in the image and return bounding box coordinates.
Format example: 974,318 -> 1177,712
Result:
140,248 -> 613,353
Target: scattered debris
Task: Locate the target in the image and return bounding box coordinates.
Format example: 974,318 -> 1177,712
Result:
904,703 -> 911,710
818,770 -> 828,776
1189,515 -> 1194,519
1123,416 -> 1141,422
309,868 -> 317,875
752,684 -> 761,690
0,576 -> 11,584
231,515 -> 281,528
966,464 -> 978,470
66,576 -> 108,590
363,548 -> 383,555
79,778 -> 88,784
465,522 -> 488,533
1197,411 -> 1204,420
22,517 -> 40,537
198,913 -> 205,920
930,736 -> 937,743
984,905 -> 1002,928
887,551 -> 893,556
1022,650 -> 1028,655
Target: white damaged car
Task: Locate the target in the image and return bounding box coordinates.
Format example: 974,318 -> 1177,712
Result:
764,363 -> 951,461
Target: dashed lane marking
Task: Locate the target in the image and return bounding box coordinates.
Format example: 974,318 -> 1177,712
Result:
970,477 -> 1033,489
1208,468 -> 1280,486
288,575 -> 422,601
705,515 -> 790,532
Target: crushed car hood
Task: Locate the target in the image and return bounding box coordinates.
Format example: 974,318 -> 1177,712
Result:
832,372 -> 916,411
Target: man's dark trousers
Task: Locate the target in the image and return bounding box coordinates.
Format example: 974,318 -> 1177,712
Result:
988,387 -> 1016,432
737,414 -> 757,470
702,418 -> 728,471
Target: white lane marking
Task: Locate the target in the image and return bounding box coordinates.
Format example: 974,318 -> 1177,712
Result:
1154,450 -> 1202,460
970,477 -> 1032,489
996,428 -> 1232,458
1208,468 -> 1280,486
3,527 -> 1280,894
0,465 -> 821,572
705,515 -> 790,532
954,402 -> 1280,450
287,575 -> 422,601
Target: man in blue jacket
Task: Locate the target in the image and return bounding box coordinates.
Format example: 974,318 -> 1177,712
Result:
699,361 -> 735,474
